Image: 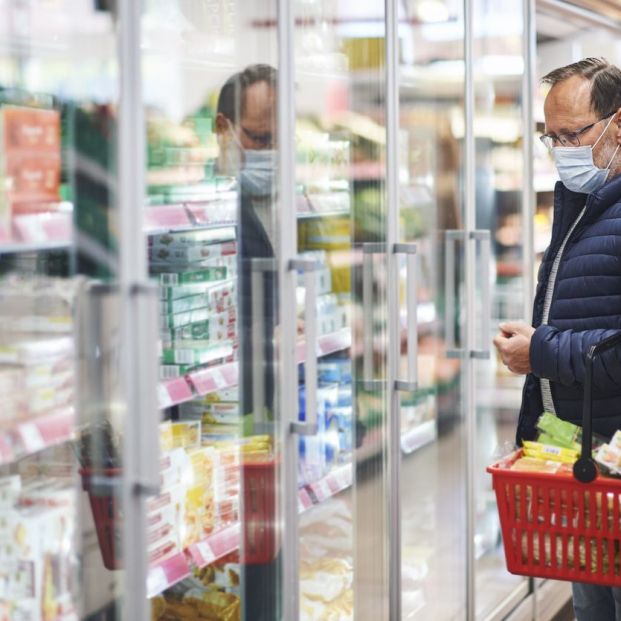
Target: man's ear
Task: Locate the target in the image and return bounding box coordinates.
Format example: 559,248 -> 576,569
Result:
615,107 -> 621,144
215,112 -> 230,136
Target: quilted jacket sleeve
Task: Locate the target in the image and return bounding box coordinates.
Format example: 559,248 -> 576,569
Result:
530,325 -> 621,390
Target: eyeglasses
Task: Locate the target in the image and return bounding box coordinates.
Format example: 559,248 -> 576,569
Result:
240,125 -> 274,149
539,111 -> 615,150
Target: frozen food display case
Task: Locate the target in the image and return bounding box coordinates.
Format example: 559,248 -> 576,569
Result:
4,0 -> 620,620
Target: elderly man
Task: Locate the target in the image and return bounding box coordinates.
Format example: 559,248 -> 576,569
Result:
494,57 -> 621,620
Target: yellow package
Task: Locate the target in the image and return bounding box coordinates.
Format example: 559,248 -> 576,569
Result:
510,456 -> 561,473
188,447 -> 215,485
522,441 -> 579,464
171,421 -> 201,449
159,422 -> 174,452
150,596 -> 166,620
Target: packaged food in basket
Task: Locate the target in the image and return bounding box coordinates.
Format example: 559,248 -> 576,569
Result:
522,441 -> 579,464
510,456 -> 572,474
594,439 -> 621,478
536,411 -> 606,451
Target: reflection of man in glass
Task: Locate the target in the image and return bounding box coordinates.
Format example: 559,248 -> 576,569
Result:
215,64 -> 279,621
215,64 -> 278,423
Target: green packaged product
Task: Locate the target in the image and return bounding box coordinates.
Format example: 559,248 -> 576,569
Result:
161,342 -> 233,365
156,266 -> 228,286
536,411 -> 606,452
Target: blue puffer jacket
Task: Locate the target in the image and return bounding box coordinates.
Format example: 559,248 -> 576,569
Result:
517,172 -> 621,443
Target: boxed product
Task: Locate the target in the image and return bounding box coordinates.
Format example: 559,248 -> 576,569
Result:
162,341 -> 233,366
149,241 -> 236,263
156,266 -> 228,286
148,227 -> 236,250
0,106 -> 61,224
162,309 -> 237,342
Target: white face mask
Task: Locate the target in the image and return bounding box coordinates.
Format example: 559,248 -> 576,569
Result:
553,114 -> 620,193
240,149 -> 277,197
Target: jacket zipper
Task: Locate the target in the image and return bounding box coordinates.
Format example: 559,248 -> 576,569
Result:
540,204 -> 587,414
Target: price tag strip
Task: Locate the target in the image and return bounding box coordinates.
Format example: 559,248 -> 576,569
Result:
147,553 -> 191,598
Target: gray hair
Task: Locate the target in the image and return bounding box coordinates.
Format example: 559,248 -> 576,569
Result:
541,57 -> 621,117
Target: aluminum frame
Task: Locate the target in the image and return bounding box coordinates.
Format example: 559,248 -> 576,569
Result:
277,0 -> 302,618
385,1 -> 403,619
118,1 -> 159,620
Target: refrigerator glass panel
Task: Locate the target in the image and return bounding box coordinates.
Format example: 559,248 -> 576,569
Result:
0,0 -> 126,619
472,0 -> 530,617
397,0 -> 468,618
141,1 -> 283,619
292,1 -> 391,620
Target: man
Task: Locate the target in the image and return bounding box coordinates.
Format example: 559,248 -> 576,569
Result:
215,63 -> 278,423
215,65 -> 279,621
494,57 -> 621,620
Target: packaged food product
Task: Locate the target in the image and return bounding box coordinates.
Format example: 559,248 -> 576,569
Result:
522,441 -> 579,464
156,266 -> 228,286
148,241 -> 236,263
161,342 -> 233,366
171,421 -> 202,449
535,411 -> 606,452
510,456 -> 562,474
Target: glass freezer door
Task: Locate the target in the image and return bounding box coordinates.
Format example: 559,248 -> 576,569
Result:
290,2 -> 393,619
0,1 -> 157,620
140,2 -> 285,620
393,1 -> 469,618
470,0 -> 532,617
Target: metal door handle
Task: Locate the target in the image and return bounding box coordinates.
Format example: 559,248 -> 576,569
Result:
289,257 -> 319,436
393,243 -> 418,391
362,243 -> 385,390
470,230 -> 491,359
444,230 -> 465,358
250,258 -> 277,430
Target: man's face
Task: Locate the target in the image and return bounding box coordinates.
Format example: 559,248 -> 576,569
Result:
236,80 -> 277,151
544,75 -> 617,170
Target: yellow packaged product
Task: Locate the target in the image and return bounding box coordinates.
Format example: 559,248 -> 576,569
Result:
522,441 -> 579,464
510,456 -> 561,474
171,421 -> 201,449
159,422 -> 174,452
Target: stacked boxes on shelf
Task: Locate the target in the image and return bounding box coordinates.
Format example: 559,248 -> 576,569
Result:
152,229 -> 238,380
0,277 -> 75,438
146,111 -> 235,205
298,359 -> 353,486
0,105 -> 61,232
0,473 -> 76,621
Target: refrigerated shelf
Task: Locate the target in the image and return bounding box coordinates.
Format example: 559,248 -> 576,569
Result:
400,418 -> 437,455
0,407 -> 74,466
146,464 -> 353,597
159,329 -> 352,408
0,211 -> 73,252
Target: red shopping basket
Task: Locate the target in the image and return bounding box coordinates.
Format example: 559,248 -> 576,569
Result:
80,468 -> 122,570
241,458 -> 277,565
488,332 -> 621,586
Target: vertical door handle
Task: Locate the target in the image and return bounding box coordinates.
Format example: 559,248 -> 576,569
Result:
250,258 -> 277,429
393,243 -> 418,392
444,230 -> 465,358
362,243 -> 385,390
130,282 -> 161,495
470,230 -> 491,359
289,257 -> 319,436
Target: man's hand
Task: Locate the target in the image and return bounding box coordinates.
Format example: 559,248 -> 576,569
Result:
493,321 -> 535,375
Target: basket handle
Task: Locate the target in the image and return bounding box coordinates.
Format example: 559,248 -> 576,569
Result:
573,331 -> 621,483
